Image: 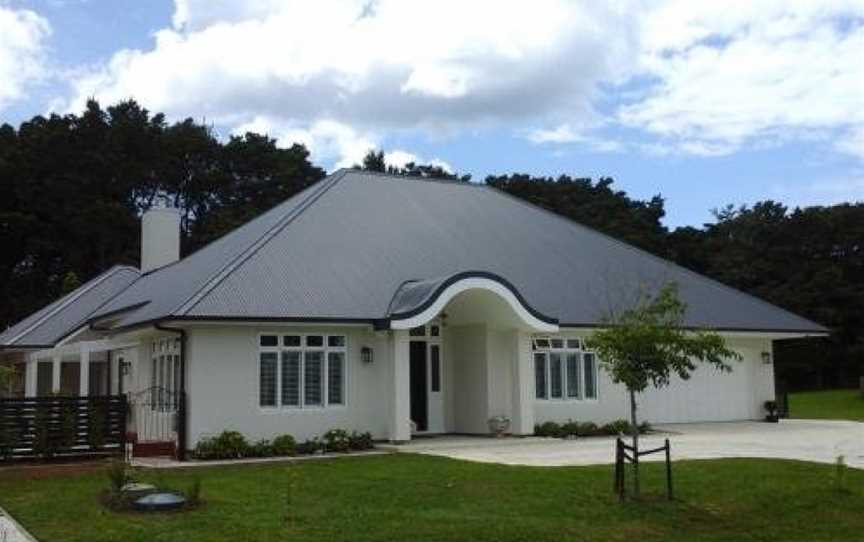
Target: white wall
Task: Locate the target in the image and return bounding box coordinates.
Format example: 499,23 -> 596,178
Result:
448,324 -> 489,433
486,328 -> 514,420
185,325 -> 393,446
532,334 -> 776,426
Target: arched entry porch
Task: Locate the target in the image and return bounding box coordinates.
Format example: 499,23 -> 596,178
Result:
385,273 -> 558,442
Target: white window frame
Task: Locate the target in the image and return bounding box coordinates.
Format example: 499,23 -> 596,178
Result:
257,332 -> 348,411
532,336 -> 598,402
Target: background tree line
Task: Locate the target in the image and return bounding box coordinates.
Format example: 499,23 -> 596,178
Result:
1,100 -> 860,389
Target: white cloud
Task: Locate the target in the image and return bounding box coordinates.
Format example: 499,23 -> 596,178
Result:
0,6 -> 50,111
58,0 -> 864,165
384,150 -> 452,172
620,0 -> 864,157
527,123 -> 623,152
61,0 -> 637,166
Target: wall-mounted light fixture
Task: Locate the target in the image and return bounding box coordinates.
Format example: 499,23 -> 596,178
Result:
361,346 -> 374,364
761,351 -> 772,365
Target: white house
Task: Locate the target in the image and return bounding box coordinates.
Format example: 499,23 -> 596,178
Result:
0,169 -> 826,457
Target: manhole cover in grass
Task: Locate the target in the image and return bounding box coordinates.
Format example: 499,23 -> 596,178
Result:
133,492 -> 187,512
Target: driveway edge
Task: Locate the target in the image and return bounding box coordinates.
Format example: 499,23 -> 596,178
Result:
0,504 -> 39,542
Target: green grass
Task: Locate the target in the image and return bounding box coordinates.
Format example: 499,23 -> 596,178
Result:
1,454 -> 864,542
789,388 -> 864,421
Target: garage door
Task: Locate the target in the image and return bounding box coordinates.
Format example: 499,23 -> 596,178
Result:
637,356 -> 756,423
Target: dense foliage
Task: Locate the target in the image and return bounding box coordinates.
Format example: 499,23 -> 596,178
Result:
1,102 -> 861,388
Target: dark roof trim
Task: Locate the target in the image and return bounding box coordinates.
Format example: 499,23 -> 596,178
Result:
387,270 -> 559,326
557,322 -> 828,335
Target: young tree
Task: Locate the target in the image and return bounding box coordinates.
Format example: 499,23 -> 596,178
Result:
586,282 -> 741,497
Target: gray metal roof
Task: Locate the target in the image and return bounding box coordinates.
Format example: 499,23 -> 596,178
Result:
0,265 -> 140,348
8,169 -> 827,339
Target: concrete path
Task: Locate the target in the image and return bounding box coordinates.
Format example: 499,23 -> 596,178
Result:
0,505 -> 37,542
397,420 -> 864,468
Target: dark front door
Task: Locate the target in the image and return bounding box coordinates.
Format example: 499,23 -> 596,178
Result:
410,341 -> 428,432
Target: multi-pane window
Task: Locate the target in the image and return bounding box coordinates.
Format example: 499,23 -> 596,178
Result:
259,334 -> 347,409
151,338 -> 181,411
532,337 -> 598,401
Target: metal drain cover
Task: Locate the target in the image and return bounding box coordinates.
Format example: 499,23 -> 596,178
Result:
133,492 -> 187,512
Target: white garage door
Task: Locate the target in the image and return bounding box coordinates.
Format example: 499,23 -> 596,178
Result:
637,357 -> 757,423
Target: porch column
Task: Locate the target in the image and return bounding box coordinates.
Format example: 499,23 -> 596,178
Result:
510,331 -> 535,435
51,352 -> 61,394
78,344 -> 90,397
389,329 -> 411,443
25,358 -> 38,398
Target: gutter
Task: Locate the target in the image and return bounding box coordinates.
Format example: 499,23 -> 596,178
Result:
154,322 -> 188,461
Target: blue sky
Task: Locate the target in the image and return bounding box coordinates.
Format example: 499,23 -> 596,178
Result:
1,0 -> 862,227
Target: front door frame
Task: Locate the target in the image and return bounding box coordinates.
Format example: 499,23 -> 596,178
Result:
408,321 -> 444,434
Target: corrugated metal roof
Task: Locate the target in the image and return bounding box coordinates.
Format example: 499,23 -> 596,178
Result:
0,265 -> 140,348
9,169 -> 827,337
180,170 -> 824,332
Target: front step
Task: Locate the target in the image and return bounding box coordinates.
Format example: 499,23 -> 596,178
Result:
133,441 -> 177,458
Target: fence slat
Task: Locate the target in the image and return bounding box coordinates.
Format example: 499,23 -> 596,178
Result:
0,395 -> 127,462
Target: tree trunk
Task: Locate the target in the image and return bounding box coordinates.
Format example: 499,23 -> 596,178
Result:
629,388 -> 640,497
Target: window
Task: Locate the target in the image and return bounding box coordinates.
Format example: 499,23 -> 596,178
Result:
259,352 -> 278,407
533,337 -> 597,401
259,334 -> 347,409
281,351 -> 301,406
304,351 -> 323,406
409,326 -> 426,337
534,353 -> 547,399
327,352 -> 345,405
566,353 -> 580,398
430,345 -> 441,392
583,352 -> 597,399
549,353 -> 563,398
151,338 -> 181,411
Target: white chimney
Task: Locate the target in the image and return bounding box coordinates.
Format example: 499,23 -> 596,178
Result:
141,207 -> 181,273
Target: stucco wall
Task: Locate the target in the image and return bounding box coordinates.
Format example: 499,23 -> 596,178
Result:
533,334 -> 776,426
185,326 -> 392,445
448,324 -> 488,433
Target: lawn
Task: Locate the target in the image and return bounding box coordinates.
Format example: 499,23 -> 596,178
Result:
788,388 -> 864,421
1,454 -> 863,542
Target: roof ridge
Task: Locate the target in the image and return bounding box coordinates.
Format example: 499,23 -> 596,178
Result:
172,169 -> 349,316
3,265 -> 140,345
339,167 -> 476,187
479,183 -> 827,331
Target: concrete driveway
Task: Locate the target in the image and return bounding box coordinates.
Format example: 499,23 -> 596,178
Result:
398,420 -> 864,468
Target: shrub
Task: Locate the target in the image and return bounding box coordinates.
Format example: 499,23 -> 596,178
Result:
638,421 -> 652,434
323,428 -> 351,453
534,421 -> 562,438
87,401 -> 106,450
559,420 -> 580,438
186,477 -> 203,506
272,434 -> 297,456
577,422 -> 600,437
296,437 -> 323,455
601,419 -> 632,436
106,458 -> 130,495
193,430 -> 249,460
248,439 -> 274,458
348,431 -> 374,451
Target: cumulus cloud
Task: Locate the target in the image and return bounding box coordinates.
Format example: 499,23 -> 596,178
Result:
0,6 -> 50,111
61,0 -> 637,166
619,0 -> 864,156
59,0 -> 864,165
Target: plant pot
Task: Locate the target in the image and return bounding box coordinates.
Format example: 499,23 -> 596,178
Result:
488,417 -> 511,437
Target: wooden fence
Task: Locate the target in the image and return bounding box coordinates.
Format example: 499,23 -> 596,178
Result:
0,395 -> 127,461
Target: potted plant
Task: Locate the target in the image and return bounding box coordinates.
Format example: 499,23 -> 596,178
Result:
488,415 -> 511,437
764,400 -> 780,423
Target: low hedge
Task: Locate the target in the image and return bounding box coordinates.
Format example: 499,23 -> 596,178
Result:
534,419 -> 651,438
193,429 -> 374,460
